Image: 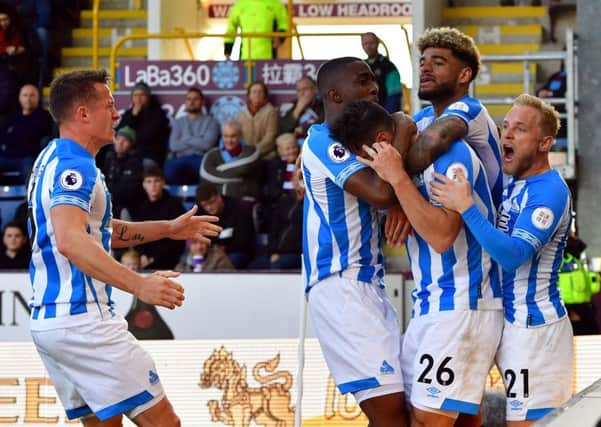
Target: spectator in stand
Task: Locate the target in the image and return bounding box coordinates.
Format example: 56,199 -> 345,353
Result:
262,132 -> 299,204
537,62 -> 567,147
223,0 -> 289,60
130,166 -> 186,270
200,119 -> 262,199
0,83 -> 54,184
278,76 -> 324,145
175,237 -> 234,272
196,182 -> 255,269
99,126 -> 145,219
0,5 -> 24,126
116,81 -> 170,168
237,81 -> 278,159
0,220 -> 30,269
361,32 -> 403,113
164,87 -> 220,185
2,0 -> 52,86
120,248 -> 141,272
267,170 -> 303,270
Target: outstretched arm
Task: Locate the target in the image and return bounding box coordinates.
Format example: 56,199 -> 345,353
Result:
430,171 -> 535,271
51,205 -> 185,308
405,116 -> 467,175
111,205 -> 222,249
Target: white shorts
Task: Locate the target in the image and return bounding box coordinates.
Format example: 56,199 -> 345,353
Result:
308,273 -> 404,399
401,309 -> 503,416
496,316 -> 573,421
31,316 -> 165,421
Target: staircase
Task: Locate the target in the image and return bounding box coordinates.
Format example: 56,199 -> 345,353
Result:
442,5 -> 546,123
51,0 -> 148,84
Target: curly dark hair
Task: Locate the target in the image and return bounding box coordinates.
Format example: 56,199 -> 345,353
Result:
329,100 -> 393,154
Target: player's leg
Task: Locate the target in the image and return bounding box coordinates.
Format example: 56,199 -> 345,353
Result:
455,410 -> 482,427
82,414 -> 123,426
131,397 -> 180,426
358,388 -> 408,427
411,406 -> 456,427
404,310 -> 503,427
308,275 -> 407,425
497,317 -> 573,425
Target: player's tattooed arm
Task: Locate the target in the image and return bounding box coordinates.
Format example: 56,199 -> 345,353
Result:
113,223 -> 145,244
405,116 -> 468,175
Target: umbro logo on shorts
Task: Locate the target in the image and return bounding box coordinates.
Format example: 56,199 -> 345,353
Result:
379,360 -> 395,375
148,370 -> 160,385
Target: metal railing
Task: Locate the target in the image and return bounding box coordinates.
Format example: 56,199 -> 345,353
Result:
471,29 -> 577,179
107,30 -> 395,91
91,0 -> 144,69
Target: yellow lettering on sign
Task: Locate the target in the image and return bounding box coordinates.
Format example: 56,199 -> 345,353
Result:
0,378 -> 18,424
24,377 -> 58,423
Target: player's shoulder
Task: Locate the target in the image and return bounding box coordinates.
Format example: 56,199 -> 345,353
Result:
527,169 -> 570,203
54,139 -> 98,177
413,106 -> 434,122
445,95 -> 483,116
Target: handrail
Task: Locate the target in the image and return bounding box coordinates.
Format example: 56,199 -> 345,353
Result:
92,0 -> 100,69
109,31 -> 394,91
174,28 -> 196,60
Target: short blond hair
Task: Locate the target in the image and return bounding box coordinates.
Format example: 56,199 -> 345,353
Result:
513,93 -> 560,138
417,27 -> 481,82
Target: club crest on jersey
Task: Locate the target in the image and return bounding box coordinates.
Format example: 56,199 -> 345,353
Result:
59,170 -> 83,191
531,207 -> 554,230
445,163 -> 468,181
328,142 -> 350,163
448,101 -> 470,112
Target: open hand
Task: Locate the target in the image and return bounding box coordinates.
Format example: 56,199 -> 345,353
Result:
167,205 -> 222,243
429,170 -> 473,213
357,142 -> 406,185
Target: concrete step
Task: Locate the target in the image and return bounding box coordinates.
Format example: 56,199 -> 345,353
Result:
477,43 -> 540,55
443,6 -> 546,25
72,27 -> 147,47
457,24 -> 542,44
475,82 -> 526,97
79,9 -> 147,28
477,62 -> 536,84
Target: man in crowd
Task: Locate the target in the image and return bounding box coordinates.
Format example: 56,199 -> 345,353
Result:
164,87 -> 220,185
361,32 -> 403,113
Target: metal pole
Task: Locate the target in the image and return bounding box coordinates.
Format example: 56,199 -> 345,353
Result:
565,28 -> 576,177
294,262 -> 308,427
92,0 -> 100,69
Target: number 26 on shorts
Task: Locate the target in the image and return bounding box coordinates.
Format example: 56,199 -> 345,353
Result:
417,353 -> 455,386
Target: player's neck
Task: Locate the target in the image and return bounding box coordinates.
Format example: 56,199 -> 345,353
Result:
59,127 -> 100,157
517,158 -> 552,180
432,92 -> 466,117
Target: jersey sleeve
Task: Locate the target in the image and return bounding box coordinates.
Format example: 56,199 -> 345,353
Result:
439,96 -> 482,128
50,156 -> 97,213
510,181 -> 570,252
305,128 -> 368,189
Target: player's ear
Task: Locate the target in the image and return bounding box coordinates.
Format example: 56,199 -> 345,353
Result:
375,130 -> 391,143
458,66 -> 472,85
75,105 -> 90,123
328,88 -> 342,104
540,135 -> 554,152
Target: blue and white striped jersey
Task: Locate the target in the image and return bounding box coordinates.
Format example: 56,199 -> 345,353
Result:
302,123 -> 384,290
28,139 -> 114,331
414,95 -> 504,207
498,170 -> 571,327
407,141 -> 502,317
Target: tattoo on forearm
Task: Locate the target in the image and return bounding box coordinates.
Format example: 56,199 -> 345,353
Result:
115,225 -> 144,242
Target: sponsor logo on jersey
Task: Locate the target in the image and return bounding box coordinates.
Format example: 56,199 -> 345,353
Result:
426,386 -> 441,398
448,101 -> 470,112
446,163 -> 468,182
